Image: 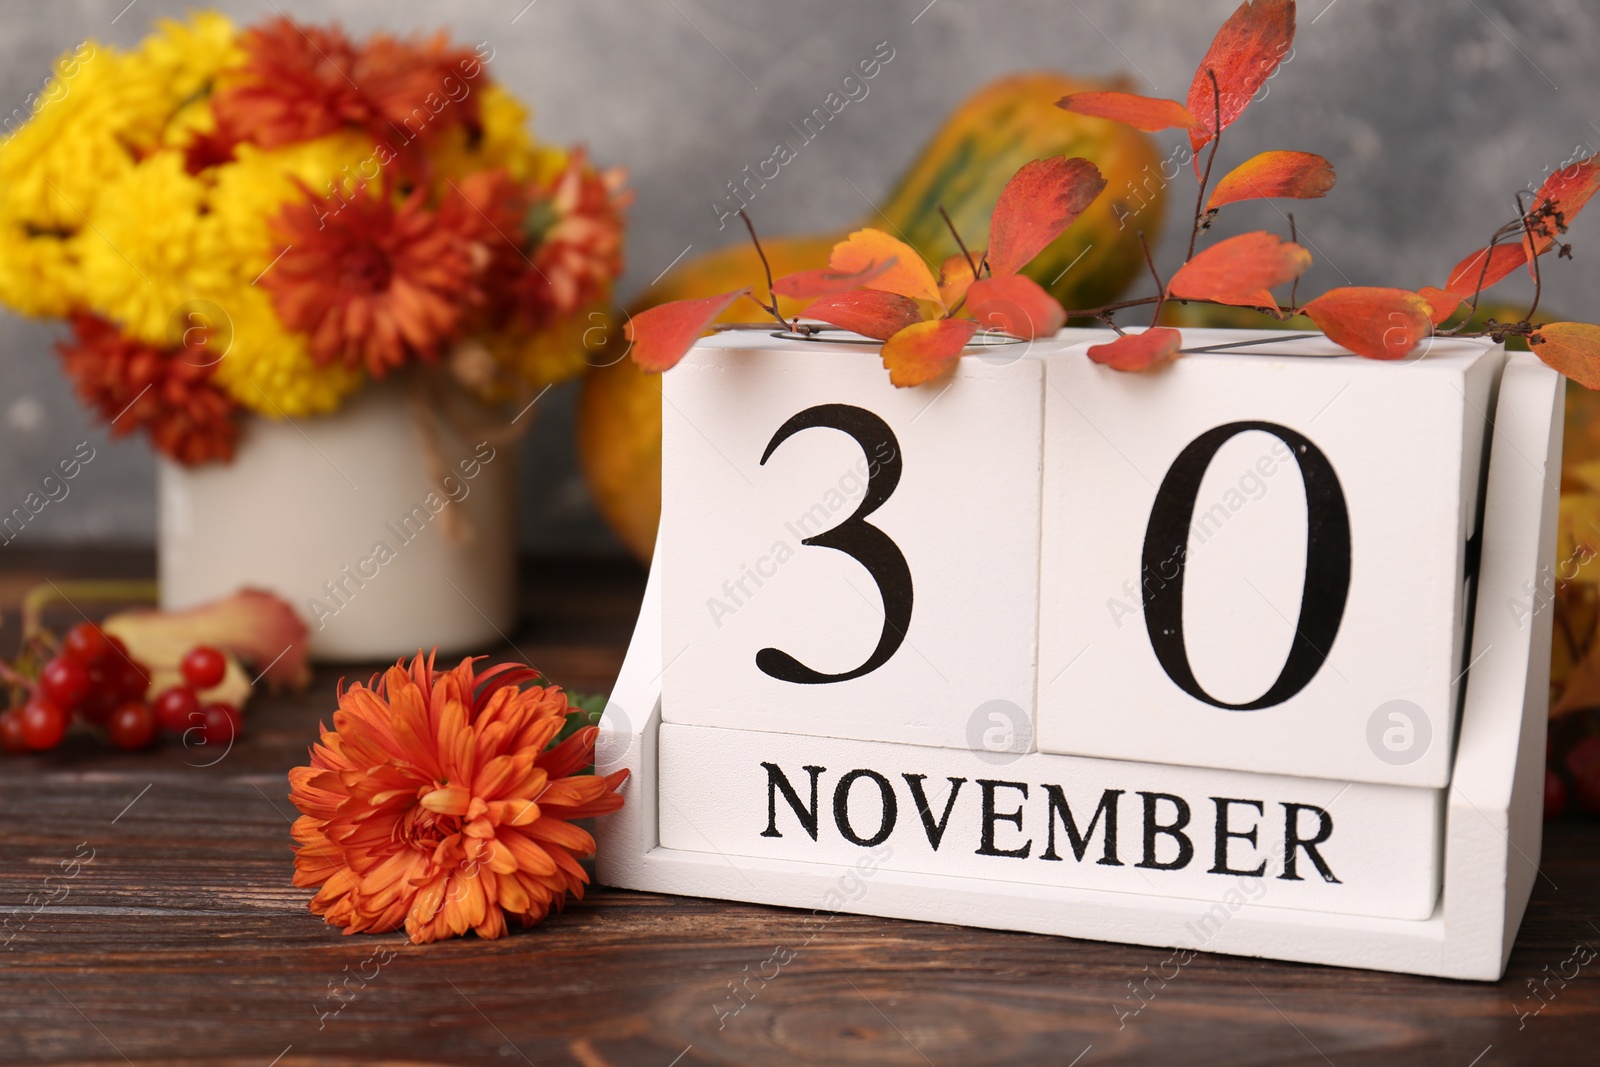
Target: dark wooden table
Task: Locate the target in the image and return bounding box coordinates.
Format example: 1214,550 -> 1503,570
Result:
2,549 -> 1596,1067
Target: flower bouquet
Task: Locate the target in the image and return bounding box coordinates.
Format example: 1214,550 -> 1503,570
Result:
0,14 -> 629,657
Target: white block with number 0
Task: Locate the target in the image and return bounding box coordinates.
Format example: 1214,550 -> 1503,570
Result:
1037,330 -> 1504,787
661,330 -> 1048,750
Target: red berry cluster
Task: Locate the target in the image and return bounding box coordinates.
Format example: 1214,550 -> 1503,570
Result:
0,623 -> 241,754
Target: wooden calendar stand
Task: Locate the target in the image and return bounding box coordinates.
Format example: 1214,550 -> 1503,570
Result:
594,349 -> 1562,981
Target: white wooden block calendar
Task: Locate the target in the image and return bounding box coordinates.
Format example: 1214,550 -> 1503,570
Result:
660,331 -> 1044,751
1038,332 -> 1503,788
597,329 -> 1561,980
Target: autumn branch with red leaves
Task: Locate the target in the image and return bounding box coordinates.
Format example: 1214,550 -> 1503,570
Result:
626,0 -> 1600,390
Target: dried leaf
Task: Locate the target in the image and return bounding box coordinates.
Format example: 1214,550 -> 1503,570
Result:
1417,286 -> 1463,326
938,253 -> 978,307
1056,91 -> 1194,132
1087,328 -> 1184,372
804,289 -> 924,341
1531,322 -> 1600,389
1526,155 -> 1600,258
881,318 -> 980,388
625,289 -> 751,373
1443,243 -> 1527,296
772,259 -> 896,299
1188,0 -> 1296,152
1206,150 -> 1335,210
986,156 -> 1107,276
1301,287 -> 1433,361
966,275 -> 1066,339
1167,231 -> 1310,308
830,229 -> 943,305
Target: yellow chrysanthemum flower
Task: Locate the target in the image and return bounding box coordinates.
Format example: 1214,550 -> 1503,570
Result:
209,132 -> 376,276
485,310 -> 602,392
209,286 -> 365,418
0,211 -> 81,318
0,40 -> 169,231
76,150 -> 235,346
435,83 -> 564,185
126,13 -> 244,104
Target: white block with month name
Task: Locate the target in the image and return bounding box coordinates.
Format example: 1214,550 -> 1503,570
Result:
661,330 -> 1054,750
1037,331 -> 1504,787
658,720 -> 1442,920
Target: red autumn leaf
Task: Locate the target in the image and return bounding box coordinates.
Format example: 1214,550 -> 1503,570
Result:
1417,285 -> 1463,326
881,318 -> 980,388
987,156 -> 1107,276
625,288 -> 750,373
1443,243 -> 1527,296
804,289 -> 924,342
965,274 -> 1066,340
1167,231 -> 1310,308
1087,328 -> 1184,372
1056,91 -> 1194,132
830,229 -> 943,305
1301,286 -> 1433,361
1531,322 -> 1600,389
1188,0 -> 1296,152
1525,156 -> 1600,258
1206,151 -> 1336,210
772,259 -> 896,300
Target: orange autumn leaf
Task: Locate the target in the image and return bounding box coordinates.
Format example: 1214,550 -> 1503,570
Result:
1301,286 -> 1433,361
829,229 -> 942,305
1088,328 -> 1184,372
804,289 -> 924,341
1525,156 -> 1600,258
1531,322 -> 1600,389
1206,151 -> 1336,210
966,274 -> 1066,339
1188,0 -> 1296,152
772,258 -> 896,299
625,288 -> 750,372
987,156 -> 1107,276
1443,243 -> 1527,296
938,253 -> 979,307
1167,231 -> 1310,308
1056,91 -> 1195,132
1417,285 -> 1463,326
881,318 -> 979,388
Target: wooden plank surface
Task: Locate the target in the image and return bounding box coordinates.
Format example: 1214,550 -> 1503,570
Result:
1,550 -> 1596,1067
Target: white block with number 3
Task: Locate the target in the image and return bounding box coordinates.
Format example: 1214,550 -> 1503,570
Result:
1036,331 -> 1504,788
661,330 -> 1048,750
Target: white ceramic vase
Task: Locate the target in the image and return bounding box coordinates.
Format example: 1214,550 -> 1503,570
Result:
158,379 -> 517,662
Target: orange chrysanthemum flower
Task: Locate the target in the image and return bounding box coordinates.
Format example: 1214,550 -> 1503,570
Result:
437,167 -> 531,329
263,185 -> 477,376
289,652 -> 629,944
213,19 -> 482,152
55,313 -> 238,464
517,150 -> 630,330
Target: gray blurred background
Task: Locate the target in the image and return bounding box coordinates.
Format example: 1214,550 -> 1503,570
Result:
2,0 -> 1595,555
